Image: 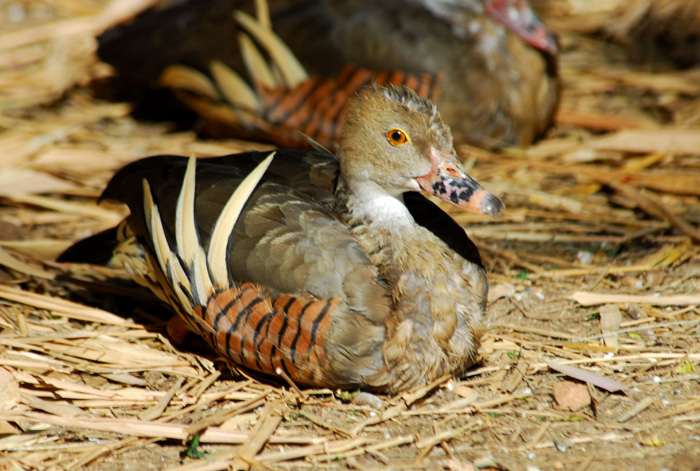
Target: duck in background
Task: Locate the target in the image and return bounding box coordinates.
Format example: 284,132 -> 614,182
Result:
97,0 -> 559,151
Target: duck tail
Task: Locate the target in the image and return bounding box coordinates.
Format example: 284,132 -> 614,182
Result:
56,226 -> 122,266
139,152 -> 337,386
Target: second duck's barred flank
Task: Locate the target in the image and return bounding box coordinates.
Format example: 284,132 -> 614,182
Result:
260,66 -> 441,149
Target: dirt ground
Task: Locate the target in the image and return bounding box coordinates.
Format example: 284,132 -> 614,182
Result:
1,1 -> 699,470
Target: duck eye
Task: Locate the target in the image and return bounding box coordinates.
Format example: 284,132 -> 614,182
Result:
387,129 -> 409,146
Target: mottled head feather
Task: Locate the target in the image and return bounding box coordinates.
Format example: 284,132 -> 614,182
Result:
373,82 -> 443,134
338,83 -> 454,173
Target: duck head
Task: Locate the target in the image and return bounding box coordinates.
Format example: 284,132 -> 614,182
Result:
338,84 -> 503,219
419,0 -> 558,55
483,0 -> 558,54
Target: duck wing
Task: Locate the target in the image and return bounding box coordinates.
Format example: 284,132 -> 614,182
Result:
63,151 -> 393,389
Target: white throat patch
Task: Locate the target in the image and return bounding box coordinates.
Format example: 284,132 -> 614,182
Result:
349,181 -> 415,230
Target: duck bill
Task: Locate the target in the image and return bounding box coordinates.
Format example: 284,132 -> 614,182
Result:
416,148 -> 504,219
484,0 -> 558,55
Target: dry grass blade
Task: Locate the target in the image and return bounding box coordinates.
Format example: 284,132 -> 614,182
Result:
591,129 -> 700,155
529,431 -> 634,451
0,247 -> 55,280
258,437 -> 372,464
0,0 -> 160,109
571,291 -> 700,306
607,181 -> 700,242
21,392 -> 83,418
618,397 -> 655,422
186,391 -> 270,437
299,411 -> 354,437
317,435 -> 414,462
230,400 -> 284,470
415,420 -> 483,449
471,390 -> 533,409
348,374 -> 452,436
0,168 -> 79,196
0,410 -> 221,441
8,193 -> 122,223
0,409 -> 316,446
652,397 -> 700,421
0,0 -> 158,50
138,377 -> 185,421
0,285 -> 127,325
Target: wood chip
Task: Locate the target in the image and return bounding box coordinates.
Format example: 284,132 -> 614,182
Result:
552,381 -> 591,411
0,368 -> 20,408
600,304 -> 622,351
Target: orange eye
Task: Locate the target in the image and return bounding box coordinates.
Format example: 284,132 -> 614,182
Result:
387,128 -> 409,146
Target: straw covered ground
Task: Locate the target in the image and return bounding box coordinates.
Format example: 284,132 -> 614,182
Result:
0,1 -> 699,470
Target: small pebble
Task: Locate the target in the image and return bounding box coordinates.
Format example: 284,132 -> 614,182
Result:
553,440 -> 569,452
352,391 -> 383,409
577,251 -> 594,264
8,4 -> 25,22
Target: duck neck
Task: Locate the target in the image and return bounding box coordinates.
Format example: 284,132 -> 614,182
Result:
334,175 -> 449,288
334,176 -> 416,233
335,174 -> 483,344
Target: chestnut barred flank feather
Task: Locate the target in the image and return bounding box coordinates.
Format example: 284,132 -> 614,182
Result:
258,67 -> 441,150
